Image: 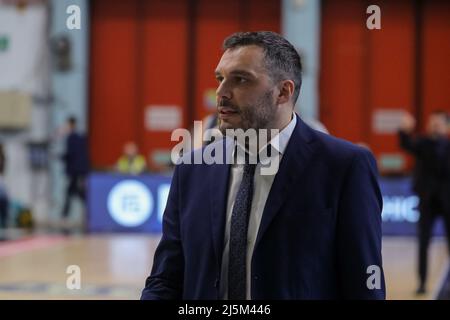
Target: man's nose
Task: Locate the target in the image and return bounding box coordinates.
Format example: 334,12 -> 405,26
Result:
216,81 -> 232,101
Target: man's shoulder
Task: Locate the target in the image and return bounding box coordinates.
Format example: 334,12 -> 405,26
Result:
309,128 -> 376,165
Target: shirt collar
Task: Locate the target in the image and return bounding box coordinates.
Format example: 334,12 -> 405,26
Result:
269,112 -> 297,156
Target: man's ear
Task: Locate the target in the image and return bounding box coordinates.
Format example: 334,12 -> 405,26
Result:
276,80 -> 295,105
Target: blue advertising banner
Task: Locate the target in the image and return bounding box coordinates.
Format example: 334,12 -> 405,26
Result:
87,173 -> 446,236
87,173 -> 171,233
380,177 -> 445,236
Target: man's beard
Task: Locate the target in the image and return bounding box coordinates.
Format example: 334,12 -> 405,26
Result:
218,89 -> 277,135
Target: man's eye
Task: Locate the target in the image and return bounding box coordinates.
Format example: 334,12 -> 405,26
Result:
216,77 -> 223,83
236,77 -> 247,83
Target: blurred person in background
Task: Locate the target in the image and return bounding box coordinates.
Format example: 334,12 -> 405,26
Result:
0,143 -> 8,229
398,110 -> 450,295
61,116 -> 89,227
116,141 -> 147,175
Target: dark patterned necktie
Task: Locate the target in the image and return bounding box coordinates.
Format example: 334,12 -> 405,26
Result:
228,163 -> 257,300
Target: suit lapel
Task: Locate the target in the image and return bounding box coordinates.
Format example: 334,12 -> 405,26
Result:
209,138 -> 233,267
254,115 -> 318,249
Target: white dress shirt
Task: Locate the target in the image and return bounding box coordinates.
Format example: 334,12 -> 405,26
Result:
219,114 -> 297,299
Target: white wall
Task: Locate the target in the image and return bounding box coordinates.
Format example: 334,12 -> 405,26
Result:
282,0 -> 321,121
49,0 -> 89,224
0,1 -> 51,225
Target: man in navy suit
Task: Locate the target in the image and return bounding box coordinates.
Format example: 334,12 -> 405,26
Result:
61,116 -> 89,221
141,31 -> 385,299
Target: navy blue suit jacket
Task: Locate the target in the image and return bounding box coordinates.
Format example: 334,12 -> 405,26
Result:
142,115 -> 386,299
63,132 -> 89,176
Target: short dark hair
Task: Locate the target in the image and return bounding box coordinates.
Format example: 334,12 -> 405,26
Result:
223,31 -> 303,104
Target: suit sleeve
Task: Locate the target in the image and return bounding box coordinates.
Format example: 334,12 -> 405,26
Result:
336,149 -> 386,299
141,165 -> 184,300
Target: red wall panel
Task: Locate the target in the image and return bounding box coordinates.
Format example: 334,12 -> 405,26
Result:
366,0 -> 416,171
140,0 -> 188,171
321,0 -> 450,174
247,0 -> 281,33
320,0 -> 366,143
422,0 -> 450,125
89,0 -> 139,168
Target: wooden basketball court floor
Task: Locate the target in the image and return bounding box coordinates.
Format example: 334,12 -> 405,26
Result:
0,233 -> 448,300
